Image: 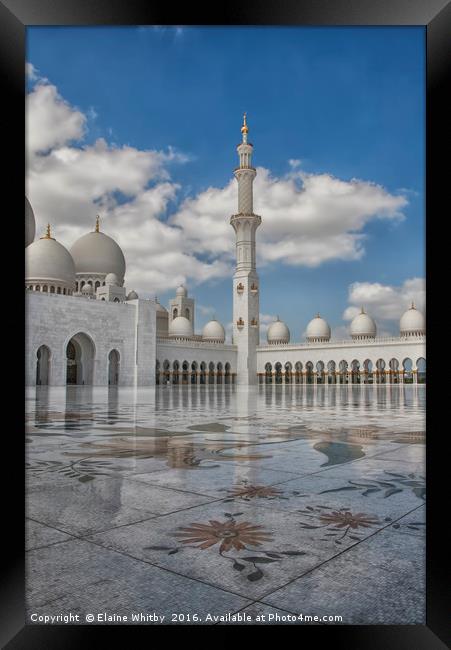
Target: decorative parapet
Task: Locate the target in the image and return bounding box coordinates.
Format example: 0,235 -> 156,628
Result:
257,335 -> 425,350
157,337 -> 237,351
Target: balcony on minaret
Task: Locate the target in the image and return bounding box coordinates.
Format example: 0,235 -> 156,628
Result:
250,318 -> 258,327
236,282 -> 244,294
250,283 -> 258,293
237,317 -> 244,329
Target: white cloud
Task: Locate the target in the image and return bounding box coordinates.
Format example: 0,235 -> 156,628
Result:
26,69 -> 411,296
171,167 -> 407,268
342,277 -> 425,333
26,82 -> 86,156
26,62 -> 38,80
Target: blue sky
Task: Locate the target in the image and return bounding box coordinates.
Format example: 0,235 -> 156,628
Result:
26,26 -> 425,339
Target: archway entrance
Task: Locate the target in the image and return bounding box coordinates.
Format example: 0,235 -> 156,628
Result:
36,345 -> 50,385
66,333 -> 95,385
108,349 -> 120,385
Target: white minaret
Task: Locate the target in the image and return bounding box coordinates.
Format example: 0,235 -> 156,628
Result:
231,113 -> 261,385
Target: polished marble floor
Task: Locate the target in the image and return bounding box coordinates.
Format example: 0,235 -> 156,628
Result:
26,384 -> 425,625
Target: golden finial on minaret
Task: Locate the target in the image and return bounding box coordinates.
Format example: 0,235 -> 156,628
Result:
41,223 -> 54,240
241,112 -> 249,135
95,215 -> 100,233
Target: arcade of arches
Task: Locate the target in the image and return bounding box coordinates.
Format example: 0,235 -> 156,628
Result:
156,360 -> 236,385
260,357 -> 426,384
34,334 -> 122,386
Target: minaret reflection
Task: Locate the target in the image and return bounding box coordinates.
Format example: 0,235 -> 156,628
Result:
232,386 -> 258,485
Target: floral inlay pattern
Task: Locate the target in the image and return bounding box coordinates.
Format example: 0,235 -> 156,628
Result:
223,479 -> 307,503
318,471 -> 425,500
298,506 -> 380,544
174,518 -> 273,552
145,512 -> 307,582
226,483 -> 284,500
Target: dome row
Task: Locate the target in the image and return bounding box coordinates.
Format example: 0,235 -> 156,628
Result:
25,204 -> 126,294
168,316 -> 225,343
267,306 -> 425,344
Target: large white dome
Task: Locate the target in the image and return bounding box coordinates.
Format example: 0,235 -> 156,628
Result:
267,317 -> 290,344
350,308 -> 377,339
25,230 -> 76,291
202,319 -> 225,343
306,314 -> 331,342
25,196 -> 36,247
169,315 -> 193,339
400,304 -> 425,336
70,228 -> 126,285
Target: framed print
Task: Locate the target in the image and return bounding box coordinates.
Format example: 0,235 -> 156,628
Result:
1,0 -> 449,646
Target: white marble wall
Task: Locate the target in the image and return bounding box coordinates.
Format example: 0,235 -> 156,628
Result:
256,337 -> 426,372
156,340 -> 237,369
26,292 -> 156,386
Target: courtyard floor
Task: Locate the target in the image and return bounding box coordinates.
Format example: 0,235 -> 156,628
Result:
25,384 -> 425,625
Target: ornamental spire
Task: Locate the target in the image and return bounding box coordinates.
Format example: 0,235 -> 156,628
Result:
241,112 -> 248,143
41,223 -> 54,240
95,215 -> 100,232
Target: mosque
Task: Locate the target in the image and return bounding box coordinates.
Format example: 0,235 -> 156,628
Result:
25,116 -> 426,387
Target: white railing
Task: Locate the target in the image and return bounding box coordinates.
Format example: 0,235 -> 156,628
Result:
157,337 -> 237,350
258,335 -> 425,349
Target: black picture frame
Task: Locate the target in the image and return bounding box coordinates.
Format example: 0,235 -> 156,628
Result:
2,0 -> 449,646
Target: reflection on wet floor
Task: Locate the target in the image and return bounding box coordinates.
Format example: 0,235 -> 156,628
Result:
26,385 -> 426,625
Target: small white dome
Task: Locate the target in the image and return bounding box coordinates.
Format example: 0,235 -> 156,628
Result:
267,317 -> 290,344
127,290 -> 139,300
25,230 -> 76,290
105,272 -> 119,286
400,303 -> 425,336
202,319 -> 225,343
81,283 -> 93,294
350,308 -> 377,339
306,314 -> 331,342
70,226 -> 126,285
169,315 -> 193,338
25,196 -> 36,247
176,284 -> 187,297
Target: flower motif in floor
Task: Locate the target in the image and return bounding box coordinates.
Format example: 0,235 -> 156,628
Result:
222,479 -> 307,503
173,518 -> 274,552
227,484 -> 284,500
298,506 -> 380,544
318,510 -> 379,529
144,512 -> 307,582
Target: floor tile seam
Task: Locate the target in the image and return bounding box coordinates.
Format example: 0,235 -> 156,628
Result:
124,475 -> 226,499
25,516 -> 80,540
205,451 -> 425,483
72,496 -> 230,536
255,502 -> 426,602
223,599 -> 302,621
73,535 -> 256,604
231,495 -> 425,522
